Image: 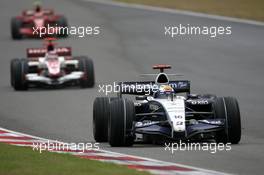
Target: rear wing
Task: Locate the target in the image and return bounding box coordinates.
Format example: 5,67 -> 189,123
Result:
117,80 -> 190,96
27,47 -> 72,58
22,9 -> 54,16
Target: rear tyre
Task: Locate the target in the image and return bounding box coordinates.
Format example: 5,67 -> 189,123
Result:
93,97 -> 111,142
11,17 -> 22,39
13,59 -> 28,90
78,56 -> 95,88
214,97 -> 241,144
10,58 -> 19,87
109,98 -> 135,147
57,16 -> 68,38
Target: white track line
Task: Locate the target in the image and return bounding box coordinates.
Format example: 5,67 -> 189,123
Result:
0,127 -> 230,175
81,0 -> 264,26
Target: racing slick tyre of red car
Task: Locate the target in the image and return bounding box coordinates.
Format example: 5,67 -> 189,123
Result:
93,97 -> 111,142
109,98 -> 135,147
57,16 -> 68,38
214,97 -> 241,144
78,56 -> 95,88
13,59 -> 28,91
11,17 -> 23,40
10,58 -> 19,87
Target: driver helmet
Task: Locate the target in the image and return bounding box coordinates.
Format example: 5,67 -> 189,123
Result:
47,43 -> 55,52
154,85 -> 174,98
34,1 -> 42,12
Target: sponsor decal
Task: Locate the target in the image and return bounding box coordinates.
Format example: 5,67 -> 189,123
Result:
28,47 -> 71,54
188,100 -> 209,105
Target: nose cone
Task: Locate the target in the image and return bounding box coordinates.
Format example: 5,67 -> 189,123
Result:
34,18 -> 44,28
46,60 -> 61,77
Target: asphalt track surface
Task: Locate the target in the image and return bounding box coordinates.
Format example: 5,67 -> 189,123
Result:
0,0 -> 264,174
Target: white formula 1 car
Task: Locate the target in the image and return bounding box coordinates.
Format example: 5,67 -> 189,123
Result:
10,38 -> 94,90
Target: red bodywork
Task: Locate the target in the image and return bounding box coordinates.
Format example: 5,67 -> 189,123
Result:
153,64 -> 171,73
15,9 -> 63,37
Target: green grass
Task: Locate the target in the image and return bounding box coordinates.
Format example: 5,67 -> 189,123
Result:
0,143 -> 149,175
116,0 -> 264,22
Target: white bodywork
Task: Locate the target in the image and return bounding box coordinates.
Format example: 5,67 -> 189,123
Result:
26,56 -> 84,85
137,95 -> 186,134
151,96 -> 186,132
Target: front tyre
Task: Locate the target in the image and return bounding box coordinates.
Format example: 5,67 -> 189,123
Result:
10,58 -> 19,87
109,98 -> 135,147
13,59 -> 28,91
93,97 -> 111,142
214,97 -> 241,144
11,17 -> 22,39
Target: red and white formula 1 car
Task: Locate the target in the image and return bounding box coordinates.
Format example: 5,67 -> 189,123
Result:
10,38 -> 94,90
11,4 -> 68,39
